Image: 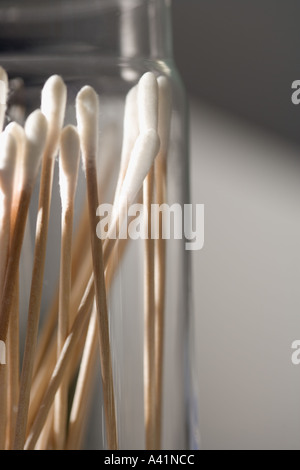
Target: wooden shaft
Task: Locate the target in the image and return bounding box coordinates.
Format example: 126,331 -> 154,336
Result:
85,162 -> 118,450
14,155 -> 55,450
143,168 -> 156,450
24,276 -> 95,450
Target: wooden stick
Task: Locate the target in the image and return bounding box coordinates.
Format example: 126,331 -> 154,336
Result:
0,132 -> 17,450
143,167 -> 156,450
76,85 -> 118,450
14,76 -> 66,450
28,331 -> 57,432
154,76 -> 172,449
138,72 -> 158,449
66,306 -> 98,450
6,282 -> 19,449
28,250 -> 93,430
66,232 -> 130,450
35,405 -> 54,450
54,125 -> 80,449
32,201 -> 90,381
24,276 -> 95,450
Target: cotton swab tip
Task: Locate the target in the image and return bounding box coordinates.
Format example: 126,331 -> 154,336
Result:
138,72 -> 158,133
0,132 -> 17,196
5,121 -> 25,146
41,75 -> 67,128
76,86 -> 99,120
59,125 -> 80,204
60,125 -> 80,179
120,85 -> 139,169
121,128 -> 160,206
5,122 -> 26,193
23,110 -> 48,184
157,76 -> 172,156
76,86 -> 99,159
0,67 -> 8,106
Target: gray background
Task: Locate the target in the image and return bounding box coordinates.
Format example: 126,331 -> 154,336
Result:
172,0 -> 300,450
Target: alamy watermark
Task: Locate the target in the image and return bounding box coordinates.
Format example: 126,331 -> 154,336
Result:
96,203 -> 204,251
291,340 -> 300,365
291,80 -> 300,105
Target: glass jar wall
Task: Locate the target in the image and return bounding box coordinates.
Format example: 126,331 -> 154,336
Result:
0,0 -> 193,450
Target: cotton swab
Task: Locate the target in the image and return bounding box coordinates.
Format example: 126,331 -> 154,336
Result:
113,85 -> 139,206
104,128 -> 160,263
4,122 -> 26,449
0,67 -> 8,132
0,132 -> 17,450
76,85 -> 118,450
138,72 -> 158,132
137,71 -> 159,450
154,76 -> 172,449
54,125 -> 80,449
14,75 -> 66,450
0,111 -> 46,449
0,133 -> 17,295
0,109 -> 47,345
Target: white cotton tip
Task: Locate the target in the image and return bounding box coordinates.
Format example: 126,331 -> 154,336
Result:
0,132 -> 17,197
5,122 -> 26,163
157,76 -> 172,157
76,85 -> 99,163
59,125 -> 80,205
138,72 -> 158,133
120,128 -> 160,206
5,122 -> 26,190
5,122 -> 25,149
0,67 -> 8,132
23,110 -> 48,185
41,75 -> 67,127
41,75 -> 67,155
120,85 -> 139,171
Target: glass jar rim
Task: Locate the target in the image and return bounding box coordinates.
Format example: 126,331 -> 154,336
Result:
0,0 -> 171,23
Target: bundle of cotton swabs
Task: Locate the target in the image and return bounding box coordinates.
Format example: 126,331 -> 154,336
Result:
0,65 -> 172,450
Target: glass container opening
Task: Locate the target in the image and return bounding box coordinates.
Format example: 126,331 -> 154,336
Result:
0,0 -> 173,61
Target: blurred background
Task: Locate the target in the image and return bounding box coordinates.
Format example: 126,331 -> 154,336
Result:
172,0 -> 300,450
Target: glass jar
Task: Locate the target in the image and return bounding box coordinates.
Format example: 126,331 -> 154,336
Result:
0,0 -> 194,450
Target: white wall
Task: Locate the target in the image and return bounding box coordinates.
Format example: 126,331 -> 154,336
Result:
190,99 -> 300,450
